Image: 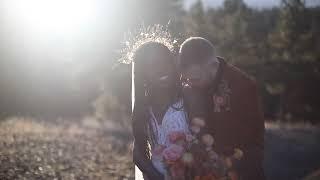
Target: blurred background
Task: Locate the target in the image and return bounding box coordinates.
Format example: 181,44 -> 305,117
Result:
0,0 -> 320,179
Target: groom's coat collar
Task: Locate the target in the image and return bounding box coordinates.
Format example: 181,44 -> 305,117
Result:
208,56 -> 226,95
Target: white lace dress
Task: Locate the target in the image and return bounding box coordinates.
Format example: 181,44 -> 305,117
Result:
148,100 -> 190,175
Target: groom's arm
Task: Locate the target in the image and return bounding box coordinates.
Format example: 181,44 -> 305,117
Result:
236,144 -> 265,180
236,80 -> 265,180
133,140 -> 164,180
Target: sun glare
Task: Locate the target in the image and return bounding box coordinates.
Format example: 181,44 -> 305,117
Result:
5,0 -> 97,35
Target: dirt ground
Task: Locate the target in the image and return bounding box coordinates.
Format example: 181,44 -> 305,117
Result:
0,117 -> 134,180
0,118 -> 319,180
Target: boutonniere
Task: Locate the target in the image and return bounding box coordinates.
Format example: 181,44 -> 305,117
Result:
213,80 -> 231,112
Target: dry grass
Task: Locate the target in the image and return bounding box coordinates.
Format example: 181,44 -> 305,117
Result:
265,120 -> 319,130
0,116 -> 134,180
1,118 -> 319,180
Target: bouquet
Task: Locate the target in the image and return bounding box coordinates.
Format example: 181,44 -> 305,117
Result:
155,117 -> 244,180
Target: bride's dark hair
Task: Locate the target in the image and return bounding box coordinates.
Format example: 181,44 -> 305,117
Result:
133,42 -> 171,158
121,25 -> 180,160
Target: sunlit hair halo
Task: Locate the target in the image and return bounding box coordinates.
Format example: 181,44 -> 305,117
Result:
119,24 -> 178,64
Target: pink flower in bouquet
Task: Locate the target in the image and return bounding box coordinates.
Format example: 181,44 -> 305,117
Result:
152,144 -> 166,159
186,134 -> 195,142
168,131 -> 186,143
163,144 -> 185,163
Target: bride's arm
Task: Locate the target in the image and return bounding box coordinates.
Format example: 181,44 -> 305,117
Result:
133,141 -> 164,180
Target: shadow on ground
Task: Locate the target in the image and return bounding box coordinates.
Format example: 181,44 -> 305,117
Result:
264,123 -> 320,180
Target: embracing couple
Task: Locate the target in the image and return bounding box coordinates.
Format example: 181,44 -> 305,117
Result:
131,37 -> 265,180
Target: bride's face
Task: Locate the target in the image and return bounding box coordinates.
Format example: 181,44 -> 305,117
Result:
144,49 -> 176,91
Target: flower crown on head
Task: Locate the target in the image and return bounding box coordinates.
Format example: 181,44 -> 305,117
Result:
119,24 -> 178,64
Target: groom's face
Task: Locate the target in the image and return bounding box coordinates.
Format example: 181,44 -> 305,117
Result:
180,58 -> 219,88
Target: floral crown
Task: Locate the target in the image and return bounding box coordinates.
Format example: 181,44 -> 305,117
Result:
119,24 -> 178,64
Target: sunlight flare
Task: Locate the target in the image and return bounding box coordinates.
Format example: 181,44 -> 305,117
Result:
5,0 -> 98,35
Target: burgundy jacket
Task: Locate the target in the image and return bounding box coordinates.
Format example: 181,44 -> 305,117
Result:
183,57 -> 265,180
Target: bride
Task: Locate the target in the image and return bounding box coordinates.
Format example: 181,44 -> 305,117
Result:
131,41 -> 190,180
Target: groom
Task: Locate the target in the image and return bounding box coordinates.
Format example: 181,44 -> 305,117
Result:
179,37 -> 265,180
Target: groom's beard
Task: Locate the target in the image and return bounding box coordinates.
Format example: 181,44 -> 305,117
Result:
182,69 -> 217,90
183,87 -> 209,120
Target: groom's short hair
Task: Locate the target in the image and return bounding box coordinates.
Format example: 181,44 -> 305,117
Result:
179,37 -> 215,67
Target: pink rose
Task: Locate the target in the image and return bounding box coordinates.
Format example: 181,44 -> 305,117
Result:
152,144 -> 166,158
168,131 -> 186,143
163,144 -> 185,162
186,134 -> 195,142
